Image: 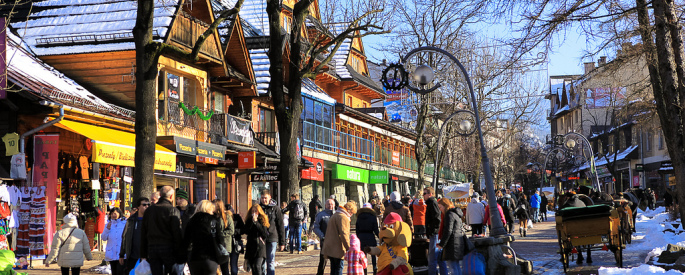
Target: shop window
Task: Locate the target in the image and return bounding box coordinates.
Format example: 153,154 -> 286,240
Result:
157,70 -> 203,123
194,171 -> 209,202
215,174 -> 228,202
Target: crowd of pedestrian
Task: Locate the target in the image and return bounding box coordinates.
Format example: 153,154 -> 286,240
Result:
45,184 -> 555,275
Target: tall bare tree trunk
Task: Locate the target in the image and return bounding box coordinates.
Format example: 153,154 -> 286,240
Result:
132,0 -> 160,202
638,0 -> 685,225
414,100 -> 430,189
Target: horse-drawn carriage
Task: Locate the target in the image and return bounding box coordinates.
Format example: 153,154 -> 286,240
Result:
555,204 -> 627,272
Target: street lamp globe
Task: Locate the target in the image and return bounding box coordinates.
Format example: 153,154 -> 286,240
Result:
565,138 -> 576,149
413,65 -> 435,86
459,119 -> 472,132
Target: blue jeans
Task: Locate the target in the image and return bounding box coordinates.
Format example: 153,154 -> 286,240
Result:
532,207 -> 539,222
329,257 -> 344,275
262,241 -> 277,275
289,222 -> 302,252
229,252 -> 239,275
437,249 -> 448,275
428,235 -> 439,275
444,260 -> 462,275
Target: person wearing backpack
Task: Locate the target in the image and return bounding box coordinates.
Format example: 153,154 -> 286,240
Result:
45,213 -> 93,275
498,194 -> 516,234
286,193 -> 308,254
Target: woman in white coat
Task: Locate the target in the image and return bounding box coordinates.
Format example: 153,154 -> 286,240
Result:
102,207 -> 127,275
465,194 -> 486,236
45,213 -> 93,275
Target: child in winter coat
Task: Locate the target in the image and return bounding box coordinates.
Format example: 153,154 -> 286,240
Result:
344,234 -> 367,275
45,213 -> 93,275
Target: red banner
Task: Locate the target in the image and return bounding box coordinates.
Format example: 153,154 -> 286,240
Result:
238,151 -> 255,169
392,151 -> 400,166
302,157 -> 324,181
32,134 -> 59,252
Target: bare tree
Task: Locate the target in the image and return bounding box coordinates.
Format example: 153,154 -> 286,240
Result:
132,0 -> 245,201
480,0 -> 685,225
265,0 -> 390,198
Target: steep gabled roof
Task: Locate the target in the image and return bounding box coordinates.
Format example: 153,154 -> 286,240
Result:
7,33 -> 134,118
11,0 -> 179,56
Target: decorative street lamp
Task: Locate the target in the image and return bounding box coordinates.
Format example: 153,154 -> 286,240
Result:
381,46 -> 508,237
540,132 -> 599,195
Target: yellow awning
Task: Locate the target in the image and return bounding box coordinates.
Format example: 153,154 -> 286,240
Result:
55,120 -> 176,172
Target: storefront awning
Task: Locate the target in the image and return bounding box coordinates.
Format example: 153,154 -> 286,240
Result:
56,120 -> 176,171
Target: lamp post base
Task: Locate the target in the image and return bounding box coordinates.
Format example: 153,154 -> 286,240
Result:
473,235 -> 523,275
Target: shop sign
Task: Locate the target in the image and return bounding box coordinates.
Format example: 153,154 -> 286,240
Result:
633,175 -> 640,187
223,155 -> 238,168
174,137 -> 197,155
392,151 -> 400,166
197,156 -> 219,165
334,164 -> 369,184
251,173 -> 279,181
32,134 -> 59,187
197,142 -> 225,160
369,171 -> 389,184
217,171 -> 226,178
238,151 -> 256,169
226,116 -> 254,146
164,155 -> 197,178
302,157 -> 324,181
93,141 -> 176,171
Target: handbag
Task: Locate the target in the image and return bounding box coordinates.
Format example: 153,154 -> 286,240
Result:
210,220 -> 230,263
52,228 -> 75,264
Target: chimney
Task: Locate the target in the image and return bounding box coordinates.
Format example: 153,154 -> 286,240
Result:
598,56 -> 607,66
584,62 -> 595,74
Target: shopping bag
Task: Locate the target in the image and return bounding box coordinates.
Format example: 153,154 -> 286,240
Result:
461,251 -> 486,275
527,220 -> 534,229
134,259 -> 152,275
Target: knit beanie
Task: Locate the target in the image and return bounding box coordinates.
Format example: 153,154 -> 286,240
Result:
176,188 -> 189,201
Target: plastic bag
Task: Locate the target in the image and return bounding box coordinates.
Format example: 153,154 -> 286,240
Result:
461,251 -> 486,275
527,219 -> 534,229
134,259 -> 152,275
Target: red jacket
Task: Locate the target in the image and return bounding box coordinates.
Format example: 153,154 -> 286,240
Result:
484,203 -> 506,226
411,199 -> 427,226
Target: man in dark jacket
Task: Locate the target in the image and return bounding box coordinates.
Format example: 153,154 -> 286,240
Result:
175,188 -> 195,233
313,199 -> 335,275
498,194 -> 516,233
119,197 -> 150,274
308,195 -> 322,234
141,186 -> 183,275
286,193 -> 308,254
540,194 -> 549,221
259,190 -> 285,275
423,187 -> 441,275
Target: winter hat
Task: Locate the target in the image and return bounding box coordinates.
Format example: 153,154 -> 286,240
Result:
389,191 -> 401,202
350,234 -> 361,251
176,188 -> 189,201
63,213 -> 78,228
383,212 -> 402,225
363,203 -> 372,209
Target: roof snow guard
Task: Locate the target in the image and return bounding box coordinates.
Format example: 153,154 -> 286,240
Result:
12,0 -> 178,55
7,33 -> 134,118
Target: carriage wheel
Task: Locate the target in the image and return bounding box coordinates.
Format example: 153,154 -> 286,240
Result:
615,229 -> 624,267
558,231 -> 569,273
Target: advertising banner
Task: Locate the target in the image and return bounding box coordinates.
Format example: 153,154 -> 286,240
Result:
33,134 -> 59,252
302,157 -> 324,181
442,183 -> 471,199
541,187 -> 555,200
226,116 -> 254,146
392,151 -> 400,166
334,164 -> 369,184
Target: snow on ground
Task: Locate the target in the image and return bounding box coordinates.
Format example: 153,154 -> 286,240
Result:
599,207 -> 684,274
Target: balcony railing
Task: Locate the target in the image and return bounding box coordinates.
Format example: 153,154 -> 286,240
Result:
165,101 -> 253,146
167,99 -> 209,132
255,132 -> 278,151
302,121 -> 374,161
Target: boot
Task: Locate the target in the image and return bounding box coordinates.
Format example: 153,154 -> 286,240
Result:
523,228 -> 527,237
519,227 -> 523,237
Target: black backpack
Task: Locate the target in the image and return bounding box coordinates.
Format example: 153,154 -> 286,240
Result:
291,202 -> 305,221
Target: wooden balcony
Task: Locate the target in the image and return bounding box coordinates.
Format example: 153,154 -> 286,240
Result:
169,12 -> 221,61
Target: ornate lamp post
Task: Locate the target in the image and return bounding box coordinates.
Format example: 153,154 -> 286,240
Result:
540,132 -> 599,194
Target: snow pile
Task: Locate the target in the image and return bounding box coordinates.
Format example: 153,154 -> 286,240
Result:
626,207 -> 684,263
599,264 -> 683,275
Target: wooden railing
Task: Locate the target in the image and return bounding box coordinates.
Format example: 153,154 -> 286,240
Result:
169,12 -> 221,60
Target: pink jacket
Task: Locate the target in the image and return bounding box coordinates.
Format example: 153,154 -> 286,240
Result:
484,203 -> 506,226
